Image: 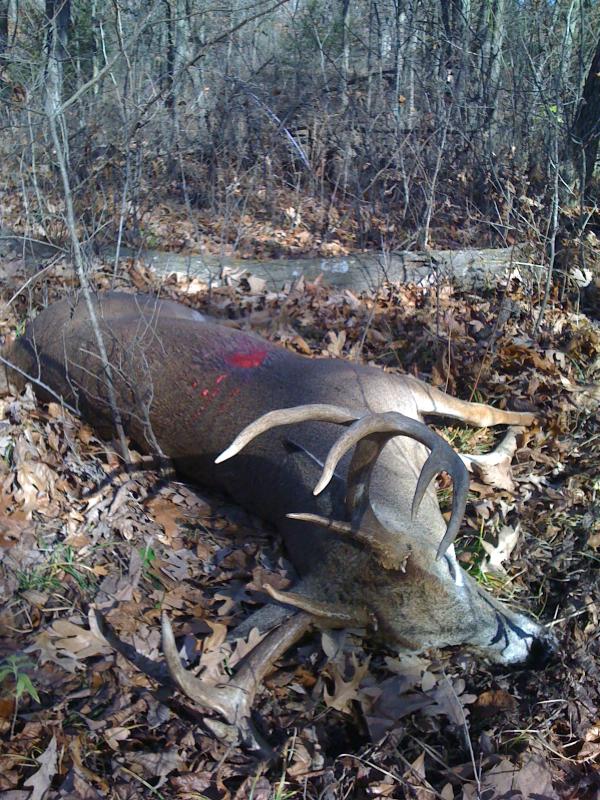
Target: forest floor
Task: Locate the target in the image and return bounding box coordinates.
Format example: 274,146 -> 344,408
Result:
0,251 -> 599,799
2,176 -> 582,258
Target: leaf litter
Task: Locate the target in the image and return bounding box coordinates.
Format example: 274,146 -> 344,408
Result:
0,255 -> 598,798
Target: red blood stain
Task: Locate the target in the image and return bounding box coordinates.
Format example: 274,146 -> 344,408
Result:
226,349 -> 268,369
190,373 -> 232,420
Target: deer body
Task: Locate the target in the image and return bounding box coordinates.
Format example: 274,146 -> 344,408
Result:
5,291 -> 555,750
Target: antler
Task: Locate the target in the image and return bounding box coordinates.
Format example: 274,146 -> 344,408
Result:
217,404 -> 469,560
93,608 -> 315,757
161,609 -> 341,754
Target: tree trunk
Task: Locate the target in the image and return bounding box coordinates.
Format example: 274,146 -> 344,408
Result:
0,0 -> 9,68
44,0 -> 70,111
163,0 -> 175,109
340,0 -> 350,109
480,0 -> 507,145
573,33 -> 600,202
45,0 -> 70,58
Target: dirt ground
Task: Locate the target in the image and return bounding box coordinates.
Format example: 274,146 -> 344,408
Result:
0,254 -> 598,799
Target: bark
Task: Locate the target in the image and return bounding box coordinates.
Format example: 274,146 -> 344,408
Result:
439,0 -> 470,133
573,32 -> 600,201
45,0 -> 70,58
340,0 -> 350,108
480,0 -> 507,139
163,0 -> 175,109
0,0 -> 8,68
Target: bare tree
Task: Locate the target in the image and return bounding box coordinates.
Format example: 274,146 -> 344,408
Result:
44,0 -> 130,461
0,0 -> 596,314
573,32 -> 600,202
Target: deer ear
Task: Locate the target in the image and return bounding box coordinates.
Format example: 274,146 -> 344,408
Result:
345,436 -> 383,524
351,504 -> 412,571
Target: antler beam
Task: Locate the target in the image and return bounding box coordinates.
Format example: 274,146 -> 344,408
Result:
217,404 -> 469,559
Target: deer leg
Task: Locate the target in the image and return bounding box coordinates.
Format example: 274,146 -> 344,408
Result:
407,378 -> 536,427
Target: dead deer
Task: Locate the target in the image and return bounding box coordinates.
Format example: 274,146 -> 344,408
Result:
4,291 -> 556,752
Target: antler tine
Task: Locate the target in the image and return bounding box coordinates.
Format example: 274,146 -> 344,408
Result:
312,411 -> 469,559
161,613 -> 236,721
215,404 -> 358,464
413,447 -> 469,559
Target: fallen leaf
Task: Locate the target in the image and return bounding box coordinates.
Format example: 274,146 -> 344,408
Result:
145,496 -> 184,540
402,751 -> 433,800
424,677 -> 476,725
50,619 -> 112,661
23,735 -> 57,800
481,524 -> 521,574
228,626 -> 266,670
462,753 -> 555,799
474,688 -> 518,718
104,726 -> 131,751
15,459 -> 57,516
324,652 -> 370,713
245,274 -> 267,294
124,748 -> 183,783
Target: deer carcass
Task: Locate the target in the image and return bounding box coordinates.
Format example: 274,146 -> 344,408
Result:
4,291 -> 556,749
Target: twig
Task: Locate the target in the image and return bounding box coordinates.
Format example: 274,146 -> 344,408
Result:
441,669 -> 481,796
1,257 -> 62,311
337,752 -> 445,799
0,354 -> 79,416
547,601 -> 597,628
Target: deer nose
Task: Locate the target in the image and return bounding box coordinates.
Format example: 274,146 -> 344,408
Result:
525,632 -> 558,669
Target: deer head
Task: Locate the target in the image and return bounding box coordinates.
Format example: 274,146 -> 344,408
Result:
214,403 -> 556,666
